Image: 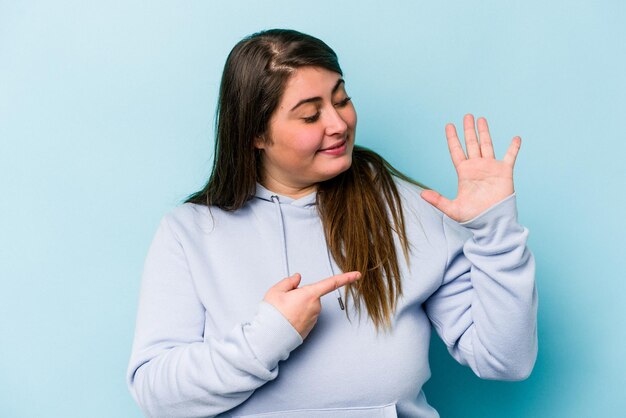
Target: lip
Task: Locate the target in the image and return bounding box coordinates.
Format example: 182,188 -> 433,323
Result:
318,139 -> 348,155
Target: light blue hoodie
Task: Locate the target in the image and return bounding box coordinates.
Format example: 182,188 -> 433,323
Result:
127,178 -> 537,417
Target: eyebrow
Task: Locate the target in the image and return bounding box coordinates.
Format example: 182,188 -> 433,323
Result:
289,78 -> 345,112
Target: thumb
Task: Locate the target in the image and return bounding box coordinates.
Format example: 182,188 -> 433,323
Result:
420,189 -> 454,216
273,273 -> 302,292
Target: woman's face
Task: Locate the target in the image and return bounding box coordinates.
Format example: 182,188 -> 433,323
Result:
255,66 -> 357,197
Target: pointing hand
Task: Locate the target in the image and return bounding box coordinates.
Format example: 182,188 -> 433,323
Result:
264,271 -> 361,339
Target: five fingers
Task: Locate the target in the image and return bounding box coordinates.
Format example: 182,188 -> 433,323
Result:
446,114 -> 520,166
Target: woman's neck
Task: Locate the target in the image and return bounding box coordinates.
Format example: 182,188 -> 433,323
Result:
258,173 -> 317,200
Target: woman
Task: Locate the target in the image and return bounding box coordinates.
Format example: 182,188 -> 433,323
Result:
127,29 -> 537,417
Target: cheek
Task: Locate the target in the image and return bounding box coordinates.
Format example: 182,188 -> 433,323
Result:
343,107 -> 358,131
287,129 -> 325,157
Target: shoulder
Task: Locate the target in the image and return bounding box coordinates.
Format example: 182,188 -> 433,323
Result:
393,177 -> 443,221
393,176 -> 425,201
160,202 -> 216,239
390,176 -> 457,243
392,177 -> 475,257
160,199 -> 260,238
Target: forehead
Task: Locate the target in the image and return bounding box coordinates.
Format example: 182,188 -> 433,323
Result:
281,67 -> 343,100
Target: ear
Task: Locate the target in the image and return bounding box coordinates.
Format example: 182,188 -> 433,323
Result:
254,135 -> 267,150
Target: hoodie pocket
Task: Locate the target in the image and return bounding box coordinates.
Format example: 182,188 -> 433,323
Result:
235,403 -> 397,418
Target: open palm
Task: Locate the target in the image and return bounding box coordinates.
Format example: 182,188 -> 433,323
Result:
421,114 -> 521,223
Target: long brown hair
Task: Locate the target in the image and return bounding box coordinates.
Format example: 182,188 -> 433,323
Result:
185,29 -> 426,331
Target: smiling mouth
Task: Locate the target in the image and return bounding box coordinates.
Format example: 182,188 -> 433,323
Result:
319,139 -> 347,152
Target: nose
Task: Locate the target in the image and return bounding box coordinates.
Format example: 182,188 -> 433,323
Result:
324,106 -> 348,137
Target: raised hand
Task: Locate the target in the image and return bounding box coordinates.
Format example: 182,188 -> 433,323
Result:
264,271 -> 361,339
420,114 -> 521,223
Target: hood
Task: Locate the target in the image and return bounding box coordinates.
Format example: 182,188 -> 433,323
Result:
253,183 -> 318,208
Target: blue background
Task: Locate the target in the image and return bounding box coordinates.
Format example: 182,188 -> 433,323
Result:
1,1 -> 624,417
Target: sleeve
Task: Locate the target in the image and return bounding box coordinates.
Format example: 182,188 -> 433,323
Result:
126,215 -> 303,418
424,193 -> 538,380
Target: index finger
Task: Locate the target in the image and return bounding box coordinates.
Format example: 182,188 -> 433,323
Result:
306,271 -> 361,298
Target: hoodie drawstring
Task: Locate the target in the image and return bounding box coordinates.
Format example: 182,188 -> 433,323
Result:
325,246 -> 345,311
271,195 -> 290,278
270,195 -> 345,311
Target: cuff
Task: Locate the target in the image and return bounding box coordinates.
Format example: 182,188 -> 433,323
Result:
458,193 -> 517,227
448,193 -> 524,245
243,301 -> 304,370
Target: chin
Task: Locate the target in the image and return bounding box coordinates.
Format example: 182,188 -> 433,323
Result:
338,153 -> 353,173
319,154 -> 353,182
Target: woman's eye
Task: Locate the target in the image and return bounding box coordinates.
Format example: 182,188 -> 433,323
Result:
303,112 -> 320,123
334,97 -> 352,107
